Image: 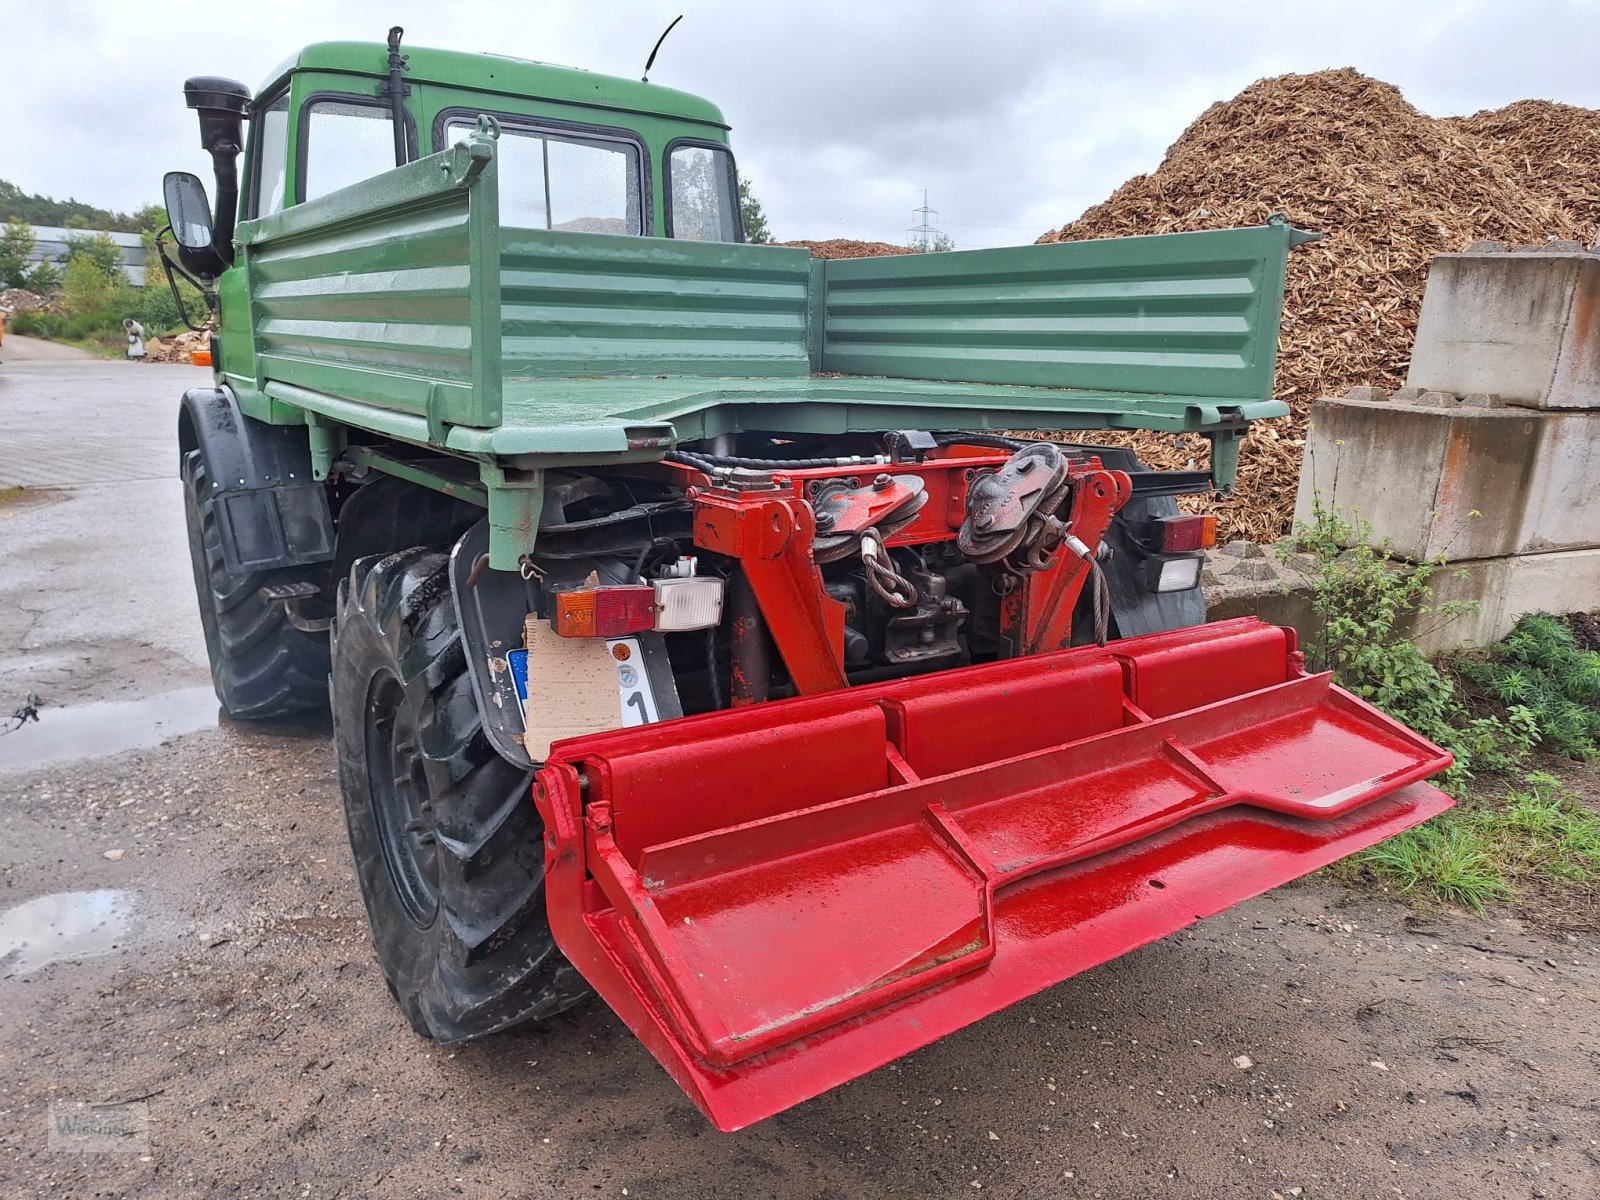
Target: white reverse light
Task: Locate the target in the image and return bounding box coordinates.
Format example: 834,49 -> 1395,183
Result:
1151,555 -> 1203,593
653,576 -> 724,631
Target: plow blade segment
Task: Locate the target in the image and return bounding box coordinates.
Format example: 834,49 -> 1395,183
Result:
535,618 -> 1454,1131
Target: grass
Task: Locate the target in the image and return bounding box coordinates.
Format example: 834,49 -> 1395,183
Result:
1351,771 -> 1600,912
0,484 -> 25,506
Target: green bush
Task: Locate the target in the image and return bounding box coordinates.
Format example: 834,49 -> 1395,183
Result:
60,255 -> 119,316
1281,499 -> 1530,786
131,270 -> 205,335
1456,614 -> 1600,760
9,310 -> 64,338
59,231 -> 125,285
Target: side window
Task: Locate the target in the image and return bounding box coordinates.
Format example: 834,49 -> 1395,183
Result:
253,92 -> 290,218
668,144 -> 739,243
445,120 -> 643,235
302,100 -> 401,204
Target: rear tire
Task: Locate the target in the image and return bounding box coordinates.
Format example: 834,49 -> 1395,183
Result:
331,546 -> 588,1042
182,449 -> 330,720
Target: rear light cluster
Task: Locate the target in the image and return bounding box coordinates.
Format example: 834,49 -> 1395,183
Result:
1139,514 -> 1214,594
552,578 -> 725,639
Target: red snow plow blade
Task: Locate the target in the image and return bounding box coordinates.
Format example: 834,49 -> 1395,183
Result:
534,618 -> 1453,1131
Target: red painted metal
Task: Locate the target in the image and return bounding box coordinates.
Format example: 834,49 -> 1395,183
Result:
664,445 -> 1011,551
534,617 -> 1455,1131
1003,465 -> 1131,655
690,481 -> 848,694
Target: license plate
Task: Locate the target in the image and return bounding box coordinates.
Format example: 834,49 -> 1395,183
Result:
506,637 -> 660,731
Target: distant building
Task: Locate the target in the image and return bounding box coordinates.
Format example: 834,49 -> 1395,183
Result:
25,225 -> 149,287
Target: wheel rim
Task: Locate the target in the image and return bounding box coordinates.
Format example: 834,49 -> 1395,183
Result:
366,671 -> 440,927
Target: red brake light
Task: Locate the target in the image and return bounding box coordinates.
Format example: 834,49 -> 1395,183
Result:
1152,514 -> 1217,552
552,586 -> 656,638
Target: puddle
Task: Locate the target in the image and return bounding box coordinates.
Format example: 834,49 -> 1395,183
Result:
0,686 -> 219,770
0,890 -> 134,977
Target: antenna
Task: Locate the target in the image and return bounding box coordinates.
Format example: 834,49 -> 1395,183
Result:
907,190 -> 950,252
642,14 -> 684,82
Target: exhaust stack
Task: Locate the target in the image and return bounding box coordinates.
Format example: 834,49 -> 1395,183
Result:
181,75 -> 250,273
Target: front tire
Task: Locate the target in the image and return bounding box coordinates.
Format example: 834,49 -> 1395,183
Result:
331,546 -> 588,1042
182,449 -> 331,720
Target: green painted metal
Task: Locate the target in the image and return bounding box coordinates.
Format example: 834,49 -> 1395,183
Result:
342,445 -> 489,507
479,461 -> 546,570
500,230 -> 813,379
238,121 -> 503,430
259,42 -> 729,132
818,220 -> 1302,400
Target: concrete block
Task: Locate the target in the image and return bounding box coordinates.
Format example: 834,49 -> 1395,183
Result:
1407,250 -> 1600,410
1342,386 -> 1389,403
1295,394 -> 1600,561
1204,545 -> 1319,640
1203,541 -> 1600,655
1418,547 -> 1600,653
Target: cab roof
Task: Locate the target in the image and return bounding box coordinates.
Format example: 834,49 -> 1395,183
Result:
258,41 -> 728,129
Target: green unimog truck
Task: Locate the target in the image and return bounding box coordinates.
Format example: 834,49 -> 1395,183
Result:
158,30 -> 1452,1130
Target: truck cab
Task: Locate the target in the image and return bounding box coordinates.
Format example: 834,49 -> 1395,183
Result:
245,41 -> 741,238
197,40 -> 744,393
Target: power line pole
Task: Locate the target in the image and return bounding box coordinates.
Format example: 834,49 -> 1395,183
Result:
906,190 -> 950,252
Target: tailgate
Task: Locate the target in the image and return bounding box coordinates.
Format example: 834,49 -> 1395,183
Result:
534,618 -> 1453,1130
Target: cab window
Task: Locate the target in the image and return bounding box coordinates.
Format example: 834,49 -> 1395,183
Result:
667,143 -> 740,242
252,91 -> 290,218
300,98 -> 406,204
443,117 -> 643,235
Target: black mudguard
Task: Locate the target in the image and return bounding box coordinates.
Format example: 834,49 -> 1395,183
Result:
177,387 -> 334,574
1101,491 -> 1206,638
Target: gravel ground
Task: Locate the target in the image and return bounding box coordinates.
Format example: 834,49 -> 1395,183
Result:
2,732 -> 1597,1198
1,352 -> 1597,1198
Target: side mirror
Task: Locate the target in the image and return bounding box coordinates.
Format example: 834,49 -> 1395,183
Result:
164,172 -> 215,251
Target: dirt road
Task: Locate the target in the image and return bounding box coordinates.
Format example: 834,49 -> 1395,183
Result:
0,334 -> 100,364
1,356 -> 1597,1198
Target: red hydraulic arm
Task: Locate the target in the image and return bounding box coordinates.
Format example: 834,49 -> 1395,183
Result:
689,479 -> 849,695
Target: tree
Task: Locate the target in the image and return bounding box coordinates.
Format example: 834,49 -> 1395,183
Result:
134,204 -> 169,235
738,175 -> 772,244
0,178 -> 148,233
58,233 -> 127,316
910,232 -> 955,253
0,216 -> 58,292
59,232 -> 125,282
60,255 -> 116,315
0,217 -> 36,287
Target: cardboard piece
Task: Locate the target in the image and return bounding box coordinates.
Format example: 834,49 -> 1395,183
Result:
519,620 -> 624,760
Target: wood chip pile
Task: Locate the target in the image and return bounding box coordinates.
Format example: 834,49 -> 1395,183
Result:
1449,100 -> 1600,235
1037,68 -> 1600,541
780,239 -> 914,259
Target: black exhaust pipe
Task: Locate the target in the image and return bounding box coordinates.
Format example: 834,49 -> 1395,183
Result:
381,27 -> 411,169
182,76 -> 250,271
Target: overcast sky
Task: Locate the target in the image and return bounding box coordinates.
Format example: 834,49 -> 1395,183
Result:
6,1 -> 1600,248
